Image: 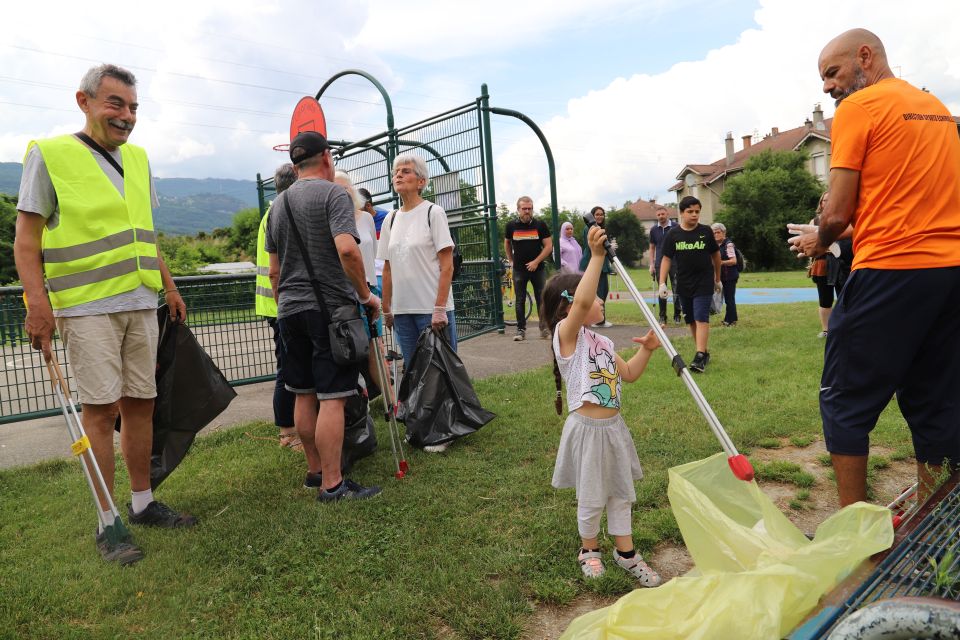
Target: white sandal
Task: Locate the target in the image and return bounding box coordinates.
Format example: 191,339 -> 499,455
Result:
578,549 -> 605,579
614,549 -> 661,587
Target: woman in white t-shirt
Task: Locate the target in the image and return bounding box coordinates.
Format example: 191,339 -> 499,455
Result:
377,154 -> 457,442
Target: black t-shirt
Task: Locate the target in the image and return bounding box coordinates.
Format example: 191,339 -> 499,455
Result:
662,223 -> 719,297
505,218 -> 551,270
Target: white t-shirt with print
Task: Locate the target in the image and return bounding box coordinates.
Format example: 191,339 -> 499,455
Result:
376,200 -> 455,314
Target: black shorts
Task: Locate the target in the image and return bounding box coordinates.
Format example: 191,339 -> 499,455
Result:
820,267 -> 960,464
278,309 -> 360,399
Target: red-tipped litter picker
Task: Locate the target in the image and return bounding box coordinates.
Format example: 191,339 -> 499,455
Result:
367,315 -> 408,479
591,218 -> 754,481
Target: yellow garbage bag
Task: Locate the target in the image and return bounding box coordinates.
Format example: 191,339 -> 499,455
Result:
561,453 -> 894,640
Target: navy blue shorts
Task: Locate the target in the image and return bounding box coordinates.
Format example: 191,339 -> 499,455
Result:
820,267 -> 960,464
678,294 -> 712,324
278,309 -> 360,400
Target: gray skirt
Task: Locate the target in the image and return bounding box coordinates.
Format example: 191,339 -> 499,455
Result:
552,412 -> 644,507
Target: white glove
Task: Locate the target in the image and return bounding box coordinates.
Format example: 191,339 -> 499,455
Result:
361,293 -> 381,320
432,306 -> 448,328
658,283 -> 668,299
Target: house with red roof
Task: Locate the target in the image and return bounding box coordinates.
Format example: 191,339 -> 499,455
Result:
669,104 -> 833,223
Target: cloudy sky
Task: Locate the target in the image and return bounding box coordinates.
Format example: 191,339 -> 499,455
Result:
2,0 -> 958,211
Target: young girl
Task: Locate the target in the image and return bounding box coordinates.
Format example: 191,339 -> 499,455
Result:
543,225 -> 662,586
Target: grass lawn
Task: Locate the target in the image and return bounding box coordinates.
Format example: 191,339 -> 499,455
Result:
0,302 -> 913,639
616,268 -> 810,290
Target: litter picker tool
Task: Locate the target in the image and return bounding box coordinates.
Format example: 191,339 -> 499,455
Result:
45,351 -> 133,544
585,214 -> 754,481
367,313 -> 408,479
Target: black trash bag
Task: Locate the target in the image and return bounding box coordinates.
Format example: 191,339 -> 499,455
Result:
342,380 -> 377,473
397,327 -> 495,448
147,307 -> 236,488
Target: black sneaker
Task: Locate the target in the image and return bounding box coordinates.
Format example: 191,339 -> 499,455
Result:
689,351 -> 707,373
304,471 -> 322,489
703,351 -> 711,366
95,529 -> 144,566
128,501 -> 198,528
317,479 -> 382,503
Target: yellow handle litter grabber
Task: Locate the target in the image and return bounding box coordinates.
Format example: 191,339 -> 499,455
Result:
584,213 -> 754,481
45,351 -> 133,545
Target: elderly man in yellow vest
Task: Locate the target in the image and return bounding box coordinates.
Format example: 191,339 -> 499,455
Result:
14,64 -> 195,566
256,163 -> 299,450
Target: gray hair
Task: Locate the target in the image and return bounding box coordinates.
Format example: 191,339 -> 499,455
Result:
334,169 -> 363,209
711,222 -> 727,233
517,196 -> 533,209
392,153 -> 429,182
274,163 -> 296,194
79,64 -> 137,97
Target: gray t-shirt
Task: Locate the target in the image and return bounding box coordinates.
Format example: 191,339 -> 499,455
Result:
265,178 -> 359,319
18,138 -> 160,317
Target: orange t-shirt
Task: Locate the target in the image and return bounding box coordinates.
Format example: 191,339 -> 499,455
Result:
830,78 -> 960,270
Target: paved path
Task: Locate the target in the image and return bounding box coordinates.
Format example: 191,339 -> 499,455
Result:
0,322 -> 687,470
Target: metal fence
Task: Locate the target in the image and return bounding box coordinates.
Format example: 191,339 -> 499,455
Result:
261,99 -> 505,340
0,275 -> 275,425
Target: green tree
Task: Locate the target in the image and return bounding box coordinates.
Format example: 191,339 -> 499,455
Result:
229,207 -> 261,260
1,194 -> 19,285
604,207 -> 648,267
717,150 -> 823,271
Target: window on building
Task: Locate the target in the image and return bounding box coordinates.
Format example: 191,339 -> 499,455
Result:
812,154 -> 826,180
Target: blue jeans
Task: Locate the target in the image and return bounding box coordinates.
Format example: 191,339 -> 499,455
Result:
393,312 -> 457,364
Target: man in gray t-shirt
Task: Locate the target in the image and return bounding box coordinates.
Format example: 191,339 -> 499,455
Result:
265,131 -> 382,503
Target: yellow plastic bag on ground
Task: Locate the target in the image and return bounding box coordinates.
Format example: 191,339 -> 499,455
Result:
561,453 -> 894,640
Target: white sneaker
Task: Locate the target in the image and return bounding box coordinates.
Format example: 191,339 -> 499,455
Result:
423,442 -> 450,453
817,331 -> 828,338
613,549 -> 661,587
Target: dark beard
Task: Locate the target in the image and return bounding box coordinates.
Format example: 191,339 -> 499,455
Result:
835,67 -> 868,107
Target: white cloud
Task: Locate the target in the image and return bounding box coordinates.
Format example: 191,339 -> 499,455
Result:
492,0 -> 960,211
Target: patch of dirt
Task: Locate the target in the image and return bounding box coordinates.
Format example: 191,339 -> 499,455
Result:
522,594 -> 618,640
526,438 -> 916,637
750,438 -> 915,535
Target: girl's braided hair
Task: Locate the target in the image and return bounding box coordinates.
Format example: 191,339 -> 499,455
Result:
541,272 -> 584,415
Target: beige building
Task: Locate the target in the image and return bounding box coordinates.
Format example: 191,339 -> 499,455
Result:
669,105 -> 833,223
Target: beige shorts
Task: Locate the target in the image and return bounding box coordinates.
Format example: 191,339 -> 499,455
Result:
56,309 -> 159,405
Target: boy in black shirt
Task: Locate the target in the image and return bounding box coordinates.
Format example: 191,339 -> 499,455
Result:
659,196 -> 720,372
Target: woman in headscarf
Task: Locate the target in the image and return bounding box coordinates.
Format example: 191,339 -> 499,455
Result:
559,221 -> 583,273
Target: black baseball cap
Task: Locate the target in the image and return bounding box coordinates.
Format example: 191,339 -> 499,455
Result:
289,131 -> 329,165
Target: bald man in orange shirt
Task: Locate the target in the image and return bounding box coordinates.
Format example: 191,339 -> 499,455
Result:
791,29 -> 960,507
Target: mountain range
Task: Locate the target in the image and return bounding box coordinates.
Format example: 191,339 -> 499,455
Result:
0,162 -> 261,235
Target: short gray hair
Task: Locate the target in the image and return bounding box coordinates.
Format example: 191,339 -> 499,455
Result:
517,196 -> 533,209
79,64 -> 137,97
334,169 -> 363,209
274,163 -> 296,194
392,153 -> 429,182
711,222 -> 726,233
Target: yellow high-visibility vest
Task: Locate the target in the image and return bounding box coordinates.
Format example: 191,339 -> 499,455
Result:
255,205 -> 277,317
30,135 -> 162,310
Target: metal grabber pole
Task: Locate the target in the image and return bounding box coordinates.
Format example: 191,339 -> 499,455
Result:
45,352 -> 133,543
602,238 -> 754,481
367,314 -> 408,478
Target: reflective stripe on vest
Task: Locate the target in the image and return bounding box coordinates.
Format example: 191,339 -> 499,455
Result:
255,205 -> 277,317
32,135 -> 162,309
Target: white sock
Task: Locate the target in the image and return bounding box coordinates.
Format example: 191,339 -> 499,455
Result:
131,488 -> 154,514
97,507 -> 112,534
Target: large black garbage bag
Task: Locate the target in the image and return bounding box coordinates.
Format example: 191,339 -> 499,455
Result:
397,328 -> 495,448
149,307 -> 236,487
342,382 -> 377,473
